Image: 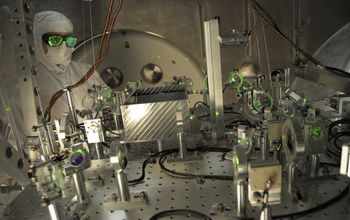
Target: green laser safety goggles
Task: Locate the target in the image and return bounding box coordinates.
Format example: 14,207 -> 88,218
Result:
42,34 -> 78,47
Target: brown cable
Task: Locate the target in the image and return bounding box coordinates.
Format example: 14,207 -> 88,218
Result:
249,0 -> 350,78
45,0 -> 120,120
45,0 -> 123,121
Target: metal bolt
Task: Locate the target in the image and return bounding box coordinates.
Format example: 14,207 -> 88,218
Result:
111,193 -> 118,202
140,192 -> 146,200
217,203 -> 225,212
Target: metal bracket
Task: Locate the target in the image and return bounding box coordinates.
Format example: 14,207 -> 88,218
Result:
102,192 -> 148,211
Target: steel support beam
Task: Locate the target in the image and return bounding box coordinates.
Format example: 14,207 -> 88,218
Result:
8,0 -> 43,136
0,134 -> 30,184
204,19 -> 225,147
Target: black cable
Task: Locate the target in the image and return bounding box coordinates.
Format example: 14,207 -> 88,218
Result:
193,101 -> 209,109
127,149 -> 175,185
127,147 -> 231,185
272,185 -> 349,219
128,156 -> 156,184
334,135 -> 346,150
158,149 -> 233,180
328,119 -> 350,137
101,142 -> 111,149
198,111 -> 242,120
326,149 -> 341,158
231,119 -> 251,126
148,209 -> 213,220
320,162 -> 339,167
102,125 -> 119,136
77,125 -> 87,139
123,157 -> 127,170
224,110 -> 243,115
198,114 -> 210,119
328,131 -> 349,141
224,105 -> 233,110
94,110 -> 100,119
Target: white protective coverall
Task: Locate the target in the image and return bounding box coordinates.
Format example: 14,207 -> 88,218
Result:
12,11 -> 103,135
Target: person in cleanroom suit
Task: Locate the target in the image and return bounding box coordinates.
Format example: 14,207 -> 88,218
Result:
11,11 -> 103,138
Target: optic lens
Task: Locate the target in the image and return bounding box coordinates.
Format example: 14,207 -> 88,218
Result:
48,36 -> 63,47
66,36 -> 77,47
70,152 -> 85,166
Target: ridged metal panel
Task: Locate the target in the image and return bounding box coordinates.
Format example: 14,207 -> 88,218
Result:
121,100 -> 190,141
136,85 -> 186,96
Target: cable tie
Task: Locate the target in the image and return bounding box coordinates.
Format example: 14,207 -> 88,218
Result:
316,63 -> 325,69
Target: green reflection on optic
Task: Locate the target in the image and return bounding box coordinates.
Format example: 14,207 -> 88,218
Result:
235,156 -> 240,165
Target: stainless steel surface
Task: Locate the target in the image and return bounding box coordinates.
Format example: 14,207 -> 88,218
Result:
297,21 -> 350,93
286,162 -> 298,195
0,73 -> 22,152
94,143 -> 104,160
100,67 -> 123,89
307,154 -> 320,178
220,28 -> 250,47
121,100 -> 190,142
204,19 -> 225,147
267,120 -> 286,145
177,133 -> 187,159
260,205 -> 272,220
48,203 -> 64,220
303,121 -> 328,155
276,87 -> 282,101
0,134 -> 30,184
340,143 -> 350,177
1,145 -> 349,220
102,192 -> 148,211
2,1 -> 350,220
176,110 -> 187,159
248,161 -> 282,206
282,118 -> 305,163
291,77 -> 339,102
8,0 -> 43,137
73,29 -> 205,105
65,89 -> 78,128
115,168 -> 130,203
260,133 -> 269,161
141,63 -> 163,84
235,180 -> 247,217
1,0 -> 350,103
239,62 -> 262,78
73,172 -> 89,204
84,119 -> 105,144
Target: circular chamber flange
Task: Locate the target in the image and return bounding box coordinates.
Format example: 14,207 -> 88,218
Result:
141,63 -> 163,84
101,67 -> 123,89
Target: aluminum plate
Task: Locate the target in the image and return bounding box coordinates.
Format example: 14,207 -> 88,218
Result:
1,141 -> 349,220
